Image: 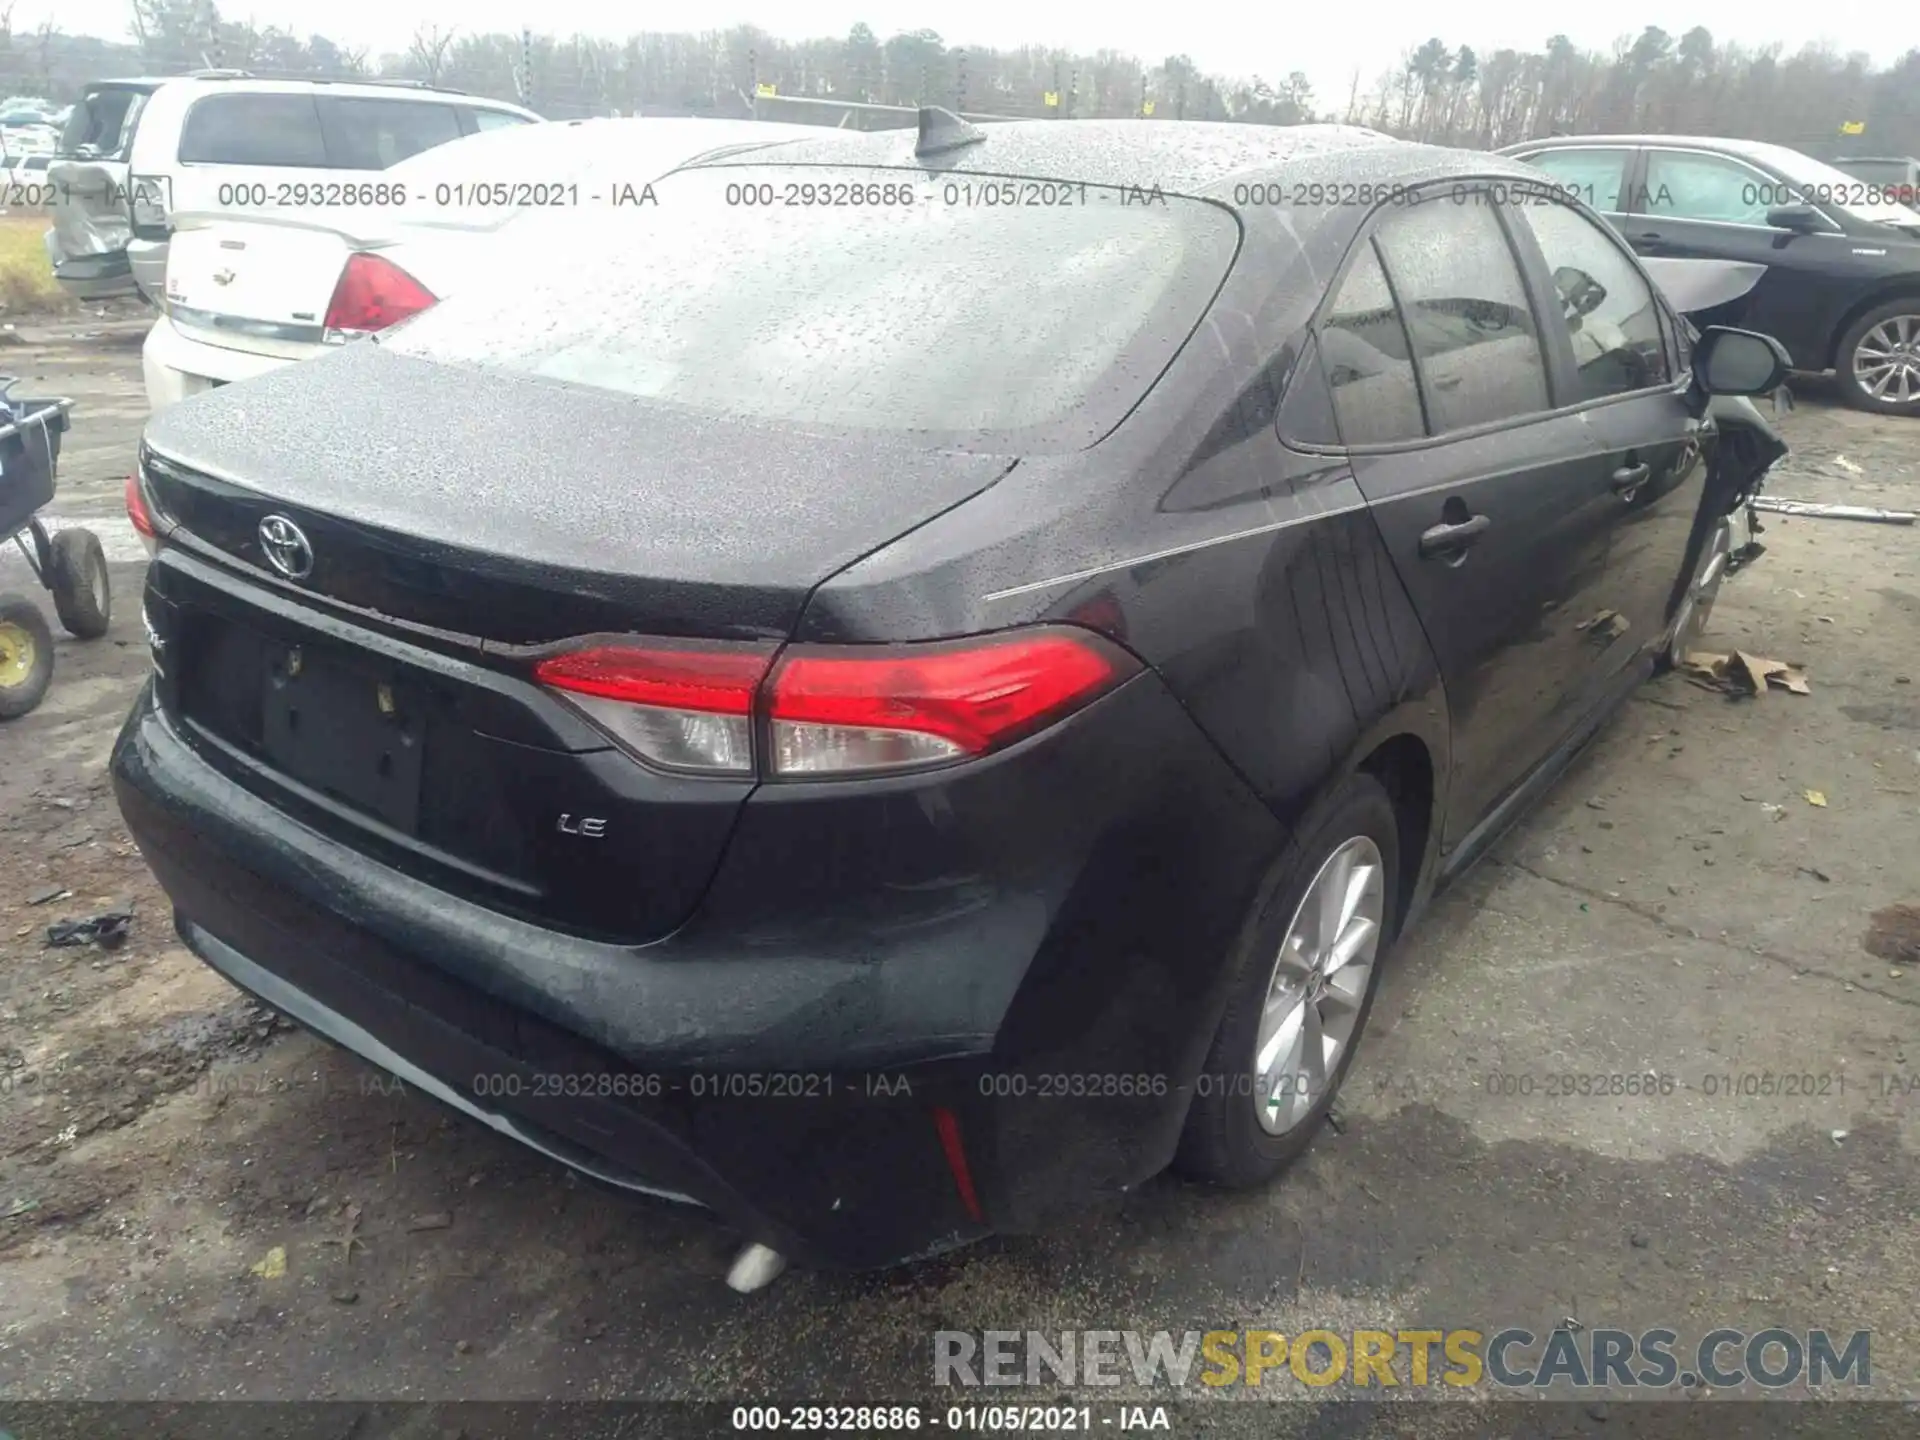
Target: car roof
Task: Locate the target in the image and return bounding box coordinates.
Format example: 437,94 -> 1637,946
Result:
688,117 -> 1544,203
88,75 -> 530,108
393,116 -> 828,176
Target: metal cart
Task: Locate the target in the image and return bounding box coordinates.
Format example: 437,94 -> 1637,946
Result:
1,391 -> 111,721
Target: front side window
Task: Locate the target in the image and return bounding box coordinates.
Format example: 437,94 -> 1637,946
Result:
1372,196 -> 1551,432
1520,147 -> 1633,213
178,94 -> 326,166
1517,198 -> 1670,400
1643,151 -> 1772,226
1319,240 -> 1425,446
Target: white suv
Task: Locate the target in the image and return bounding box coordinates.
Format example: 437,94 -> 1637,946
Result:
46,73 -> 537,304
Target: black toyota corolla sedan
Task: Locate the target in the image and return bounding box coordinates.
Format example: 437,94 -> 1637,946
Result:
112,113 -> 1791,1281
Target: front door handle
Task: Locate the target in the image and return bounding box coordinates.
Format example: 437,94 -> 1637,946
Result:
1630,232 -> 1663,243
1611,462 -> 1651,495
1418,513 -> 1491,560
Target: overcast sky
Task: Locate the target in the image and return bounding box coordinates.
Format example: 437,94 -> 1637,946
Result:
17,1 -> 1910,109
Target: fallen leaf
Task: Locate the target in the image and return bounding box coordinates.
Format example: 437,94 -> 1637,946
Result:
1804,790 -> 1827,807
249,1246 -> 287,1279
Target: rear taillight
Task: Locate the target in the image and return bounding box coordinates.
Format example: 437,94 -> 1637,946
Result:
322,253 -> 435,340
532,627 -> 1138,779
125,470 -> 159,556
532,641 -> 772,776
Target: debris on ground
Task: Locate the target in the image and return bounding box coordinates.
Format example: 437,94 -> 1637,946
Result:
1576,609 -> 1630,641
26,885 -> 71,907
1681,651 -> 1811,697
44,909 -> 134,950
1805,790 -> 1828,807
249,1246 -> 287,1279
1750,497 -> 1917,525
1863,905 -> 1920,966
407,1211 -> 454,1232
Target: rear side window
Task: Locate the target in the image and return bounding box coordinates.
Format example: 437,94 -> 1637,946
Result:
178,94 -> 326,166
381,165 -> 1241,449
319,98 -> 465,170
1516,198 -> 1669,400
1319,241 -> 1425,446
1373,197 -> 1551,432
471,108 -> 531,133
58,86 -> 151,159
1520,148 -> 1633,214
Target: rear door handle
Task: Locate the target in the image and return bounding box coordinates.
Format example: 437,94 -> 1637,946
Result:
1611,462 -> 1651,495
1418,513 -> 1491,559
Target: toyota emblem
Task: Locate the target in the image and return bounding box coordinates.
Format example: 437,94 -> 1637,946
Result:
257,514 -> 314,580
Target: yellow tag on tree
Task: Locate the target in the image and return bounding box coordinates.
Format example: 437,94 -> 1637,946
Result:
1044,91 -> 1060,107
1839,120 -> 1865,135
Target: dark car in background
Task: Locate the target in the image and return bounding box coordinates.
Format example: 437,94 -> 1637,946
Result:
1502,134 -> 1920,415
112,115 -> 1791,1279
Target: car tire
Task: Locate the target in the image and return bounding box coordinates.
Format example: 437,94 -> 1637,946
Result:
0,593 -> 55,721
47,527 -> 112,640
1174,771 -> 1400,1189
1836,300 -> 1920,416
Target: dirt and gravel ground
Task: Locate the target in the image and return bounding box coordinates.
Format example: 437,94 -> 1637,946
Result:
0,320 -> 1914,1422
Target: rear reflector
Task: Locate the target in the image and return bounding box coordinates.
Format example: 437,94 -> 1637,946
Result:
322,252 -> 436,338
531,627 -> 1137,779
533,642 -> 773,776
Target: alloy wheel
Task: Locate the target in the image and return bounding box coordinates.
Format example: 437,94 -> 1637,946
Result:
1251,835 -> 1384,1136
1668,518 -> 1732,669
1852,313 -> 1920,405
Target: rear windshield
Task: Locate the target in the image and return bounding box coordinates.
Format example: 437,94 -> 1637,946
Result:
380,164 -> 1241,447
58,85 -> 153,159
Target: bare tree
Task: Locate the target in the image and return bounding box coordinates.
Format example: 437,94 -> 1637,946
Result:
407,23 -> 455,84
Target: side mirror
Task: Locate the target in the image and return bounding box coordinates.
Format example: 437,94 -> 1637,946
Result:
1694,325 -> 1792,398
1766,202 -> 1826,233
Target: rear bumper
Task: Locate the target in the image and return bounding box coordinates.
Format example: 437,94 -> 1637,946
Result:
127,237 -> 167,305
143,315 -> 307,413
112,667 -> 1283,1268
51,245 -> 137,302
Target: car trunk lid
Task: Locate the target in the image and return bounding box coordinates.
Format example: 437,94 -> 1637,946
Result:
160,209 -> 497,357
139,341 -> 1017,941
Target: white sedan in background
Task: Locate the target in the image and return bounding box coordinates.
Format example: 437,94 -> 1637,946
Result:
143,116 -> 824,413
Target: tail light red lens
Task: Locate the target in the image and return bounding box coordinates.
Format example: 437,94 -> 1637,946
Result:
125,470 -> 159,555
766,630 -> 1136,775
322,252 -> 436,337
532,626 -> 1138,779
